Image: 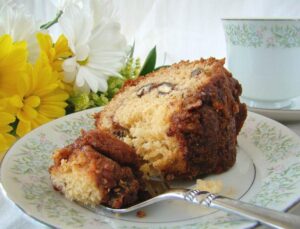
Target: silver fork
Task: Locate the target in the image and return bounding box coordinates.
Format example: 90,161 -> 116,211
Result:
85,181 -> 300,229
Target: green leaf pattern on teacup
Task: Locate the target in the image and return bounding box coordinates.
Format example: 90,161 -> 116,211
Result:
270,25 -> 300,47
224,24 -> 265,47
224,24 -> 300,48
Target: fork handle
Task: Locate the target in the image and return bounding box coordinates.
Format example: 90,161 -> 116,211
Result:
209,196 -> 300,229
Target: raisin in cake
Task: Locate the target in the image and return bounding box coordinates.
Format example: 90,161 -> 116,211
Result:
95,58 -> 247,180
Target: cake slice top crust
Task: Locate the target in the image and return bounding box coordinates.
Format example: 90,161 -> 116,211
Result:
96,58 -> 228,132
75,129 -> 139,167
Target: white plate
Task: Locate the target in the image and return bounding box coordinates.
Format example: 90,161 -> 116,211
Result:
1,108 -> 300,229
244,96 -> 300,122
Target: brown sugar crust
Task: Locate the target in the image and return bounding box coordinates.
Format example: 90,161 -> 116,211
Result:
74,129 -> 139,167
168,70 -> 246,179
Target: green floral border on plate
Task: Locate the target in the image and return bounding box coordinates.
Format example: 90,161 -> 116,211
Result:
1,108 -> 300,229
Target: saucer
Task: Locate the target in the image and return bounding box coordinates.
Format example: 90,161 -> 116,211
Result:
243,96 -> 300,122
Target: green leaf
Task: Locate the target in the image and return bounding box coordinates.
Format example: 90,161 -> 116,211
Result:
40,10 -> 63,30
139,46 -> 156,76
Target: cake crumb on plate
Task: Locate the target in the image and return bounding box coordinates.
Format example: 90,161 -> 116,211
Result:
196,179 -> 223,193
136,210 -> 146,218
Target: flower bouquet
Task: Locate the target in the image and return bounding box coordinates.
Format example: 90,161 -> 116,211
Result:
0,0 -> 157,159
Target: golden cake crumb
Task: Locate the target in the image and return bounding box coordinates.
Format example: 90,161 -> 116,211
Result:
196,179 -> 223,194
136,210 -> 146,218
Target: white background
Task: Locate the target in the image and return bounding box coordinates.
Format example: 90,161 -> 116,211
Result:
14,0 -> 300,64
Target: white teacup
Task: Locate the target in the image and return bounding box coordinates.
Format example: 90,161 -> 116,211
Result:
222,18 -> 300,109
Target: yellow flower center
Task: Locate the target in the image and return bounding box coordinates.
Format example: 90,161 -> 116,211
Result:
78,57 -> 89,66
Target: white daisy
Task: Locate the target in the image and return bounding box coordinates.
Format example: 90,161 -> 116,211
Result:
0,2 -> 40,63
59,0 -> 128,93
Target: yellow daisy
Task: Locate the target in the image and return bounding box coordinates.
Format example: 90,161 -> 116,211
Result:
10,52 -> 69,137
0,110 -> 16,157
0,34 -> 28,96
36,33 -> 72,73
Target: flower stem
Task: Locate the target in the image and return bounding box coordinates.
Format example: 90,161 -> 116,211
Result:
40,10 -> 63,30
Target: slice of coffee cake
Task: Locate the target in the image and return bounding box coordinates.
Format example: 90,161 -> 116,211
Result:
95,58 -> 247,180
49,58 -> 247,208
